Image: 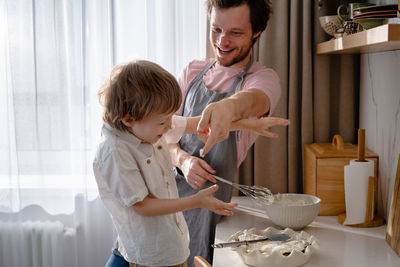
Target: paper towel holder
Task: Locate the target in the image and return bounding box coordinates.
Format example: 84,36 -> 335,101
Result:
338,129 -> 384,227
338,176 -> 384,227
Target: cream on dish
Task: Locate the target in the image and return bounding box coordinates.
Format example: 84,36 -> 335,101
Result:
229,227 -> 319,267
236,229 -> 310,256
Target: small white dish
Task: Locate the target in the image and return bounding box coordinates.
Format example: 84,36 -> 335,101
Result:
228,227 -> 319,267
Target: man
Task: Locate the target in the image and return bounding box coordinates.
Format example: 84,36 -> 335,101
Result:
170,0 -> 280,266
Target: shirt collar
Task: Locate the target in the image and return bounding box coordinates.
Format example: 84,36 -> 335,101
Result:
103,123 -> 142,147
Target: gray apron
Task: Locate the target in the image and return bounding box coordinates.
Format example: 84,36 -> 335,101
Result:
175,60 -> 252,266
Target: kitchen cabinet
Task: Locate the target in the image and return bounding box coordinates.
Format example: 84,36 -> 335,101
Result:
316,24 -> 400,54
213,196 -> 400,267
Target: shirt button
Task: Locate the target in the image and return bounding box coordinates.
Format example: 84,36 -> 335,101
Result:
147,159 -> 151,164
157,145 -> 162,150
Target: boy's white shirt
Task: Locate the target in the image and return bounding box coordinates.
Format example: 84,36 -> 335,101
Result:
93,115 -> 189,266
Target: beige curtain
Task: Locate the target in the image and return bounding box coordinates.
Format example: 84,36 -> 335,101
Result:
237,0 -> 360,194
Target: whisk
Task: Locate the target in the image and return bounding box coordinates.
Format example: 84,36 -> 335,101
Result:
212,175 -> 274,207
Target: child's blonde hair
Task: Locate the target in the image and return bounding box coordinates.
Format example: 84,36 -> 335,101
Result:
98,60 -> 182,132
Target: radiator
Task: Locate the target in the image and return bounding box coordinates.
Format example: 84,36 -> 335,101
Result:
0,220 -> 77,267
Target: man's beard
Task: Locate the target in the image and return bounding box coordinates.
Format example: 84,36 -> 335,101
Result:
212,41 -> 253,67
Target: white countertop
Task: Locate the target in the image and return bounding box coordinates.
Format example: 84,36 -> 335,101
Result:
213,196 -> 400,267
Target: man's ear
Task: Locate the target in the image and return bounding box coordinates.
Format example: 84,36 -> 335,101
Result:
253,31 -> 262,39
121,114 -> 134,128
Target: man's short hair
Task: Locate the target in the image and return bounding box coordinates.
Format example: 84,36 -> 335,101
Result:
207,0 -> 272,34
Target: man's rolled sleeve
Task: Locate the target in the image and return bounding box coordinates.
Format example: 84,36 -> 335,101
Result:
164,115 -> 187,144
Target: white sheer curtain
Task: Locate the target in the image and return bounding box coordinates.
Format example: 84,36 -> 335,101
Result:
1,1 -> 206,265
0,0 -> 206,215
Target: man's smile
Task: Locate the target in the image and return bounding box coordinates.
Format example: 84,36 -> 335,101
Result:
216,46 -> 235,56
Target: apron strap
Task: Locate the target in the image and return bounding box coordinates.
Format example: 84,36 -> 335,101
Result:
230,57 -> 253,94
187,60 -> 216,89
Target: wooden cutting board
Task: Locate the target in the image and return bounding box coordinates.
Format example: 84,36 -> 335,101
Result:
386,154 -> 400,255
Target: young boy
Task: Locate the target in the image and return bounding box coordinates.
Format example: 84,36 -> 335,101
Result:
93,60 -> 289,267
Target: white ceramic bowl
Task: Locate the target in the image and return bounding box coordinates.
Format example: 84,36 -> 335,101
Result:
229,227 -> 319,267
265,194 -> 321,230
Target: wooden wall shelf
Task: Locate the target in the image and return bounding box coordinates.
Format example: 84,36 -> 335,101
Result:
316,24 -> 400,55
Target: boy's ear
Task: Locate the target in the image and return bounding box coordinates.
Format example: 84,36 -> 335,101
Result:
121,114 -> 135,128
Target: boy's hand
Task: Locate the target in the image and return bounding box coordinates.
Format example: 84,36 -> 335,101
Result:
198,116 -> 290,157
244,117 -> 290,138
195,185 -> 238,216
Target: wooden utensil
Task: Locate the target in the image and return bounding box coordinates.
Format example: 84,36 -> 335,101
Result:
386,154 -> 400,255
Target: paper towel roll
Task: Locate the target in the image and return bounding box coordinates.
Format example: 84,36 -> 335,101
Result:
343,159 -> 374,225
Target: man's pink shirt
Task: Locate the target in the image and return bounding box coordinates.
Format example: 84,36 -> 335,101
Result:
177,58 -> 281,166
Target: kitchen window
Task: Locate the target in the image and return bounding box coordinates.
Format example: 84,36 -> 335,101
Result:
0,0 -> 207,214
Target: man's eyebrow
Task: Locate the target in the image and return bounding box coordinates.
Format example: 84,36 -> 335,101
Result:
230,28 -> 244,32
211,24 -> 244,32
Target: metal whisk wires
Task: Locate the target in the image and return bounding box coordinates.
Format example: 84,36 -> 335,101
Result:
212,175 -> 273,207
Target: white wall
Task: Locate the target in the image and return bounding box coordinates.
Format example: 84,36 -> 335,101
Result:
359,50 -> 400,218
